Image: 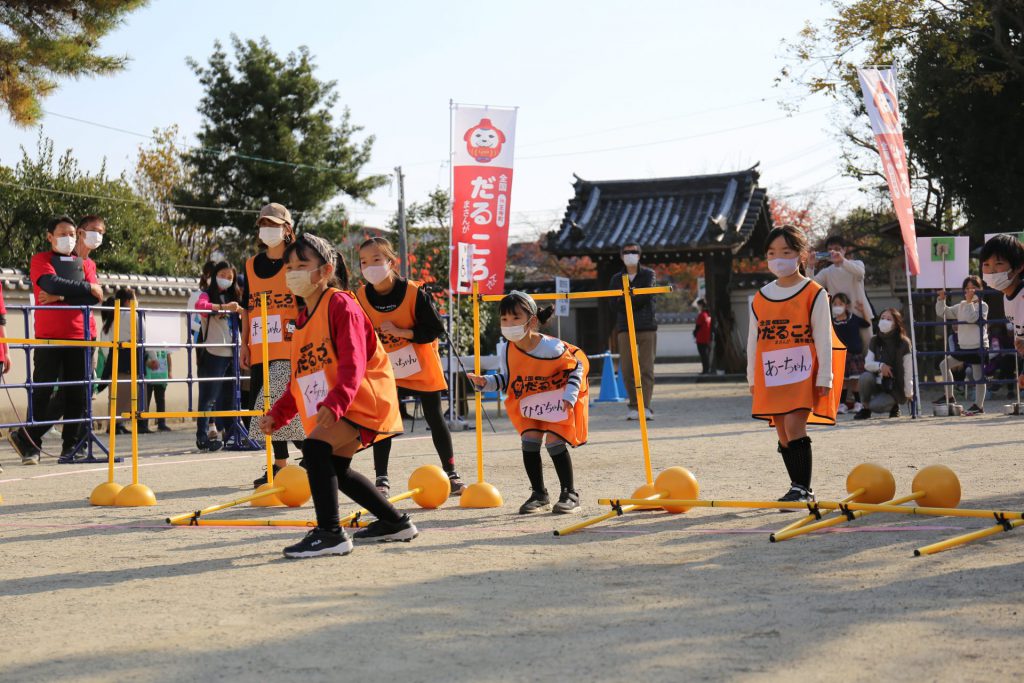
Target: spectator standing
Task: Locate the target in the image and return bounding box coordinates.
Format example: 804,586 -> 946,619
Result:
813,235 -> 874,350
194,261 -> 243,452
141,348 -> 172,433
934,276 -> 989,414
610,242 -> 657,421
830,292 -> 871,414
855,309 -> 914,420
694,298 -> 712,374
9,217 -> 102,464
0,288 -> 8,474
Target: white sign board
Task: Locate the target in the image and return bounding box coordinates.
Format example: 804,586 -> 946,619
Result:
554,277 -> 570,318
143,311 -> 184,346
696,276 -> 706,301
915,236 -> 969,289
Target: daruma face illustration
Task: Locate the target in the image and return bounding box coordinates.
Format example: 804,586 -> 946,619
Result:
463,118 -> 506,163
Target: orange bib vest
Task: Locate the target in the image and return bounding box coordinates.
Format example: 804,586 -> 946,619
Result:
750,280 -> 846,426
245,256 -> 299,364
505,340 -> 590,446
355,282 -> 448,393
289,289 -> 403,440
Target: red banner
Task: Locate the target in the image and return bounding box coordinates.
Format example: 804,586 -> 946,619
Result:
450,105 -> 517,294
857,68 -> 920,275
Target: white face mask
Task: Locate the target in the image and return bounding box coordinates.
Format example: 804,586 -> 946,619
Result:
54,235 -> 76,255
259,226 -> 285,247
767,257 -> 800,278
878,319 -> 894,334
501,323 -> 529,342
622,253 -> 640,267
82,231 -> 103,249
832,305 -> 846,317
362,264 -> 392,286
216,277 -> 233,291
285,268 -> 320,299
983,270 -> 1014,291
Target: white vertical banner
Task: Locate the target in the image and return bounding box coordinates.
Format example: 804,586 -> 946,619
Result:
554,276 -> 570,317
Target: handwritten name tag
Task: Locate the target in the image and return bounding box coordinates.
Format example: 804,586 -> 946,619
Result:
250,314 -> 283,345
388,346 -> 421,379
762,345 -> 813,387
520,389 -> 568,423
297,370 -> 329,418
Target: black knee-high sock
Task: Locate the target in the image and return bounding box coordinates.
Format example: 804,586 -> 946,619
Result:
272,440 -> 289,460
546,442 -> 574,491
332,456 -> 402,524
778,441 -> 800,485
302,439 -> 339,530
787,436 -> 813,490
420,391 -> 455,473
372,438 -> 391,479
522,441 -> 545,492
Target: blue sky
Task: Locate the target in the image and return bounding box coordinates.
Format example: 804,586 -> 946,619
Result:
0,0 -> 860,237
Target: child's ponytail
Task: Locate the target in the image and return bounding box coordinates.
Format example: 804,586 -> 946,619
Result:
537,305 -> 555,324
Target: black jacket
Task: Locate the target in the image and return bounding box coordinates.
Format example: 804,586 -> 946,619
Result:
610,266 -> 658,333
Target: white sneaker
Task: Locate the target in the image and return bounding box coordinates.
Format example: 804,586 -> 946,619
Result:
853,402 -> 863,412
626,410 -> 639,420
644,408 -> 654,421
837,404 -> 848,415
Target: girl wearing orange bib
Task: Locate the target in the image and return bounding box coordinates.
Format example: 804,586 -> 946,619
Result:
262,234 -> 414,559
468,292 -> 590,515
355,237 -> 464,496
747,225 -> 845,505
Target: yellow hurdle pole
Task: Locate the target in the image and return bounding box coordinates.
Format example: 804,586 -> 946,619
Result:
170,519 -> 318,528
480,286 -> 672,303
622,274 -> 654,486
554,493 -> 666,537
472,281 -> 484,484
340,489 -> 420,527
260,293 -> 274,486
774,487 -> 866,536
165,486 -> 287,525
137,410 -> 263,419
129,299 -> 140,486
106,300 -> 121,485
770,492 -> 923,542
914,519 -> 1024,556
0,337 -> 116,348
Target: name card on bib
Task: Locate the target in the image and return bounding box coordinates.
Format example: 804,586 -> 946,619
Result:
250,314 -> 283,345
388,346 -> 421,379
520,389 -> 568,422
762,345 -> 813,387
297,370 -> 329,417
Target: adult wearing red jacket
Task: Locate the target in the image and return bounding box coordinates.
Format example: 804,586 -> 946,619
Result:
694,298 -> 712,374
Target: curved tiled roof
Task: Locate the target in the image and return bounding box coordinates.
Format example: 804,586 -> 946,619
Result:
0,268 -> 198,297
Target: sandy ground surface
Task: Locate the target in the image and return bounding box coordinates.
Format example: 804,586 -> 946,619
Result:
1,382 -> 1023,682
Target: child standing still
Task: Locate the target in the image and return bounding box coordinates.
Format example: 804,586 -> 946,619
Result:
260,234 -> 412,559
747,225 -> 845,504
830,292 -> 870,413
467,291 -> 590,514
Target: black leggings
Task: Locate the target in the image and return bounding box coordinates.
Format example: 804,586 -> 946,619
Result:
373,388 -> 454,477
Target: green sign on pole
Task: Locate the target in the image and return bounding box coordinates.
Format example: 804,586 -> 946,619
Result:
931,237 -> 955,262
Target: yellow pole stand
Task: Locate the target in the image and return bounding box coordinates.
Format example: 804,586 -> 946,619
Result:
622,274 -> 654,486
554,493 -> 664,536
90,300 -> 124,506
770,492 -> 922,542
165,486 -> 286,525
461,281 -> 503,509
252,292 -> 281,506
915,518 -> 1024,556
114,299 -> 156,506
773,487 -> 866,537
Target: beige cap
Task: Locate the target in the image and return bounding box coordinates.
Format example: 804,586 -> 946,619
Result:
257,202 -> 292,226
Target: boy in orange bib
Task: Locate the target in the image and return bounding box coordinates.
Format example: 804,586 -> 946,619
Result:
468,291 -> 590,514
747,225 -> 845,505
261,234 -> 412,559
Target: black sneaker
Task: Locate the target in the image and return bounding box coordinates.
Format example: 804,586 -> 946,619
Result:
253,463 -> 282,489
157,422 -> 173,432
57,446 -> 86,464
853,408 -> 871,420
197,437 -> 224,453
777,485 -> 815,510
964,404 -> 984,416
353,514 -> 419,542
448,472 -> 466,496
889,405 -> 901,418
9,428 -> 39,462
552,488 -> 581,514
518,489 -> 550,514
375,475 -> 391,496
282,528 -> 353,559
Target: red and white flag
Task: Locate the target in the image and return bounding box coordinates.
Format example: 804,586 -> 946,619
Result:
450,104 -> 517,294
857,67 -> 920,275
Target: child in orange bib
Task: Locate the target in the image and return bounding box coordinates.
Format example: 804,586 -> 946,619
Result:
261,234 -> 414,559
468,291 -> 590,515
746,225 -> 845,505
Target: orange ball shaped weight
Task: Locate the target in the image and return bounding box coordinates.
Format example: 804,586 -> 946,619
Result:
274,465 -> 312,507
912,464 -> 961,509
409,465 -> 451,509
630,483 -> 662,511
846,463 -> 896,504
654,467 -> 700,514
